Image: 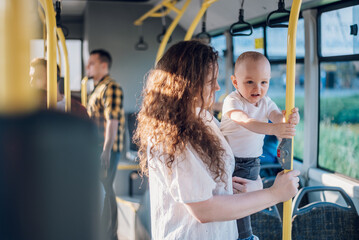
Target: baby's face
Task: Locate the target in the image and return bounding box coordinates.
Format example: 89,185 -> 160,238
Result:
231,58 -> 271,105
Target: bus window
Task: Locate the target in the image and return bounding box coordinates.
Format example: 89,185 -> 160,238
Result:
319,3 -> 359,180
211,34 -> 227,102
320,5 -> 359,57
266,18 -> 305,60
319,61 -> 359,179
233,26 -> 264,60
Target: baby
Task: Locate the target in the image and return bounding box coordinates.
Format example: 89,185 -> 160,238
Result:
220,51 -> 299,240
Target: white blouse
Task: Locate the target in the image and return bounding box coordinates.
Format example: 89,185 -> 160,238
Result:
148,110 -> 237,240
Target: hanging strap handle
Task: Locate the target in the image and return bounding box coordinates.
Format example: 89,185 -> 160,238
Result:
135,26 -> 148,51
266,0 -> 291,28
195,10 -> 211,42
229,1 -> 253,37
157,7 -> 172,43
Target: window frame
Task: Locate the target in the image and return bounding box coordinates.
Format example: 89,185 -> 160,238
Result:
316,0 -> 359,179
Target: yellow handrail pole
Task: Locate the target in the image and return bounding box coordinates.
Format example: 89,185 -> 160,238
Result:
81,76 -> 89,107
133,0 -> 179,26
39,0 -> 57,109
0,0 -> 38,114
38,6 -> 47,57
57,38 -> 62,73
57,27 -> 71,112
156,0 -> 192,63
282,1 -> 302,240
184,0 -> 218,40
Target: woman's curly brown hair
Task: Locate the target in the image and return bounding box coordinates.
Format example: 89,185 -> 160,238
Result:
134,40 -> 227,184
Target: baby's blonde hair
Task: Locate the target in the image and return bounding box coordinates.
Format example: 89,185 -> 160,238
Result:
234,51 -> 269,72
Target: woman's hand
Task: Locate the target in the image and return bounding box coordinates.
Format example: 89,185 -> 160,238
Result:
269,170 -> 300,202
232,175 -> 263,194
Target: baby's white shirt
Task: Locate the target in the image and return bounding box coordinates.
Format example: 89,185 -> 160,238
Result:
221,91 -> 279,158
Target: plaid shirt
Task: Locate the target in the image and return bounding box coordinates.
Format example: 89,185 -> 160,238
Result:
87,75 -> 125,152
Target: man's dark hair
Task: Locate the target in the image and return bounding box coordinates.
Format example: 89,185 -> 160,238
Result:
90,49 -> 112,69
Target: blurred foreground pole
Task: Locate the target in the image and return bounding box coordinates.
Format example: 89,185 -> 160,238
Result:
0,1 -> 101,239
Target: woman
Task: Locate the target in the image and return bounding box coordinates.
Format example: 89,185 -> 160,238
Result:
134,40 -> 299,239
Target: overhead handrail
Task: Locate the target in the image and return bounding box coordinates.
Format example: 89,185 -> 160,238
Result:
135,25 -> 148,51
0,0 -> 38,114
134,0 -> 192,63
184,0 -> 218,41
157,7 -> 172,44
280,0 -> 302,239
133,0 -> 179,26
266,0 -> 291,28
229,0 -> 253,37
39,0 -> 58,110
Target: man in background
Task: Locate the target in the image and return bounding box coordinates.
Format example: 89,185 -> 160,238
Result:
86,49 -> 125,240
29,57 -> 89,119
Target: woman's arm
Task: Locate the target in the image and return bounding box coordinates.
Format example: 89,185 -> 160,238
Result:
185,170 -> 300,223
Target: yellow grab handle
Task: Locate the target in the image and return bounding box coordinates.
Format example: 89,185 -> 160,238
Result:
81,76 -> 89,107
57,27 -> 71,112
282,1 -> 302,240
39,0 -> 57,110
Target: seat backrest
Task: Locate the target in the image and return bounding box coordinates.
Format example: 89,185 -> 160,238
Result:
0,111 -> 101,240
126,112 -> 138,152
292,186 -> 359,240
251,205 -> 282,240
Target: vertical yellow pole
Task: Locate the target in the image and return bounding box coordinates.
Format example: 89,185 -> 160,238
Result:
283,1 -> 302,240
57,27 -> 71,112
156,0 -> 192,63
57,38 -> 62,73
184,0 -> 218,40
0,0 -> 38,114
81,76 -> 89,107
39,0 -> 57,109
38,6 -> 47,58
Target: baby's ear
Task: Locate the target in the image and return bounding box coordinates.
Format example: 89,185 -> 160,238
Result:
231,75 -> 237,86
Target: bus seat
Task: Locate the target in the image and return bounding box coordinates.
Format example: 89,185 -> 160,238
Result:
251,205 -> 282,240
0,110 -> 100,240
292,186 -> 359,240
